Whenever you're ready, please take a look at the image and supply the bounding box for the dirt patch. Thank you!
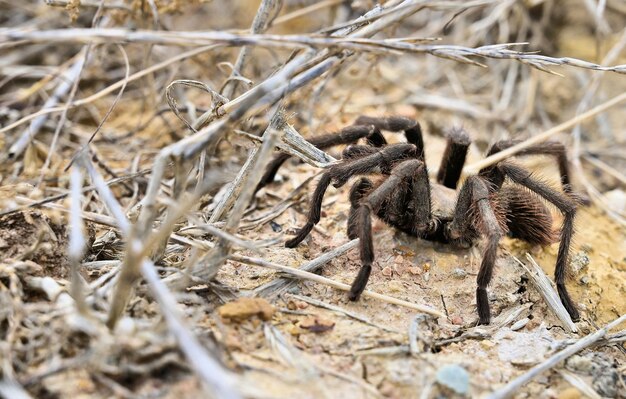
[0,211,69,279]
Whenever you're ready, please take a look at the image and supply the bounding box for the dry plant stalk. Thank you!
[231,254,445,317]
[487,313,626,399]
[514,254,577,333]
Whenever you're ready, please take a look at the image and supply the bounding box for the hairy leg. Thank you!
[350,159,425,299]
[348,178,374,239]
[386,159,432,235]
[285,173,332,248]
[480,140,575,194]
[354,115,425,160]
[498,162,580,321]
[437,127,471,189]
[449,176,504,324]
[286,144,417,247]
[256,125,378,192]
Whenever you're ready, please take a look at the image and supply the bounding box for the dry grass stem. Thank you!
[232,254,445,317]
[140,260,242,399]
[487,313,626,399]
[515,254,577,333]
[254,238,359,298]
[2,0,625,396]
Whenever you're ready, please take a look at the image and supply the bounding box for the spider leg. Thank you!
[348,178,375,239]
[480,140,577,195]
[256,124,379,192]
[449,176,504,324]
[436,127,471,189]
[331,143,417,188]
[354,116,425,159]
[497,162,580,321]
[342,145,379,161]
[350,159,424,300]
[286,144,417,247]
[386,158,432,235]
[285,173,332,248]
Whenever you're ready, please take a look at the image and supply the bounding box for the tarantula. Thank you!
[259,116,581,325]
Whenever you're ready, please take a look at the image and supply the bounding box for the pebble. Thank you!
[570,252,590,273]
[381,266,393,277]
[450,315,464,325]
[408,266,421,275]
[218,297,276,322]
[566,355,593,374]
[480,340,495,349]
[510,317,530,331]
[436,364,469,395]
[452,268,467,278]
[604,188,626,213]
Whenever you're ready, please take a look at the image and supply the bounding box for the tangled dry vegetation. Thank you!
[1,0,626,398]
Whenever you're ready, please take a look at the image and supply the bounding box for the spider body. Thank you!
[262,116,581,325]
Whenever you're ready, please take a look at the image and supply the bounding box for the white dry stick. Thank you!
[0,381,33,399]
[4,28,626,73]
[134,48,311,236]
[234,125,337,168]
[288,293,401,334]
[463,90,626,174]
[558,370,602,399]
[232,254,445,317]
[69,166,88,313]
[81,153,131,235]
[7,49,86,159]
[221,0,281,99]
[0,45,221,136]
[45,0,131,11]
[515,254,577,333]
[209,120,335,223]
[140,259,242,399]
[197,110,284,279]
[254,239,359,298]
[409,314,431,355]
[487,313,626,399]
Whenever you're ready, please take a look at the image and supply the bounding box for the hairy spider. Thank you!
[264,116,581,325]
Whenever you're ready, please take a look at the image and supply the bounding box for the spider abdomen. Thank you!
[499,186,556,245]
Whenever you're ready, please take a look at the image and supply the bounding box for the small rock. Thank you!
[593,369,618,397]
[394,263,407,275]
[510,318,530,331]
[450,315,464,325]
[604,188,626,213]
[436,364,469,395]
[408,266,421,275]
[566,355,593,375]
[386,280,404,293]
[570,252,590,274]
[218,297,275,322]
[269,221,282,232]
[452,268,467,278]
[381,266,393,277]
[480,340,495,349]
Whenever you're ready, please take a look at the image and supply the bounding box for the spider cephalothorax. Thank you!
[260,116,581,325]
